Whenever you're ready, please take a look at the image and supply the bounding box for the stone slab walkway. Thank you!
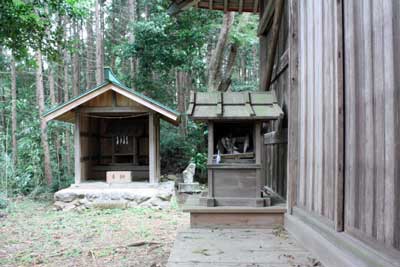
[167,228,323,267]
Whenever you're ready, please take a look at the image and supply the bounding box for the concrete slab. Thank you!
[167,228,323,267]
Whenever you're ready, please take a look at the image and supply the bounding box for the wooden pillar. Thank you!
[74,111,81,184]
[155,115,161,179]
[149,113,160,183]
[254,122,263,197]
[287,0,299,215]
[207,122,214,198]
[334,0,344,232]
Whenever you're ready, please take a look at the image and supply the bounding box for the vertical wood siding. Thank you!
[263,138,287,198]
[344,0,400,250]
[261,0,289,200]
[296,1,341,222]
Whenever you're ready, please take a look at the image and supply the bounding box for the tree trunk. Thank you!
[35,50,53,186]
[63,49,72,176]
[86,14,96,89]
[72,21,80,97]
[95,0,104,84]
[128,0,137,83]
[57,16,64,103]
[49,66,56,105]
[49,66,62,178]
[218,43,238,92]
[10,55,17,166]
[208,12,235,92]
[176,70,190,136]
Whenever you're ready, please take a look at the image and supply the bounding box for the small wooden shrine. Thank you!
[188,91,283,207]
[44,68,180,184]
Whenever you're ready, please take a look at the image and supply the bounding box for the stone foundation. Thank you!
[54,181,175,211]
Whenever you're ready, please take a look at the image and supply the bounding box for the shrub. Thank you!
[160,120,207,180]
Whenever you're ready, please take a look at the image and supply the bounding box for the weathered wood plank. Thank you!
[74,111,81,184]
[287,0,299,214]
[333,0,344,232]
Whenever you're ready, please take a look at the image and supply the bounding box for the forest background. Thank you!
[0,0,259,197]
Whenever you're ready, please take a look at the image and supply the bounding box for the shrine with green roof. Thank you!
[44,67,180,185]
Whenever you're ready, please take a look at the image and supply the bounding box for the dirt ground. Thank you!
[0,197,189,267]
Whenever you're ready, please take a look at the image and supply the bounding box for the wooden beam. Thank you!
[155,114,161,180]
[148,113,160,183]
[79,106,149,113]
[209,0,213,9]
[287,0,299,215]
[238,0,243,13]
[216,93,223,117]
[257,0,275,35]
[168,0,198,15]
[334,0,344,232]
[207,122,214,197]
[44,84,112,122]
[253,0,259,13]
[111,86,179,122]
[74,111,81,184]
[263,0,285,91]
[254,122,263,198]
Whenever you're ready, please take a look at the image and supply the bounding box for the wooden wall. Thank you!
[288,0,400,253]
[343,0,400,250]
[295,0,343,224]
[260,0,289,199]
[79,114,98,181]
[263,130,287,198]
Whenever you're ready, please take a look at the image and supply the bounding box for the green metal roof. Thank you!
[43,67,180,118]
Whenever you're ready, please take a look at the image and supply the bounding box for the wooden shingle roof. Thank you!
[187,91,283,121]
[168,0,260,15]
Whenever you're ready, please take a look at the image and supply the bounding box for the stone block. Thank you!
[178,182,201,193]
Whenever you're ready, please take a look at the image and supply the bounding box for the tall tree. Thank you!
[35,50,53,186]
[63,48,72,176]
[72,20,80,97]
[95,0,104,84]
[86,14,96,89]
[10,54,17,165]
[208,12,235,92]
[176,70,191,136]
[128,0,137,82]
[48,66,62,179]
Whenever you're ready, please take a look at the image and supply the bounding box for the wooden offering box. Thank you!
[187,91,283,207]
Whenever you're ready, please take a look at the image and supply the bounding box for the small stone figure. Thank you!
[179,162,201,193]
[182,163,196,183]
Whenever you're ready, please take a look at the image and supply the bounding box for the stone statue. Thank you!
[182,163,196,184]
[179,162,201,193]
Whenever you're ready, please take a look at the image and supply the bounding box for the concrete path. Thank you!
[167,228,323,267]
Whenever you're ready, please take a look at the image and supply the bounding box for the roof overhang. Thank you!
[187,91,284,121]
[168,0,260,15]
[44,74,180,126]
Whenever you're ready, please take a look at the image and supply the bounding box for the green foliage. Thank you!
[160,120,207,176]
[0,193,9,209]
[0,0,84,58]
[190,151,207,181]
[121,1,220,104]
[0,61,73,196]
